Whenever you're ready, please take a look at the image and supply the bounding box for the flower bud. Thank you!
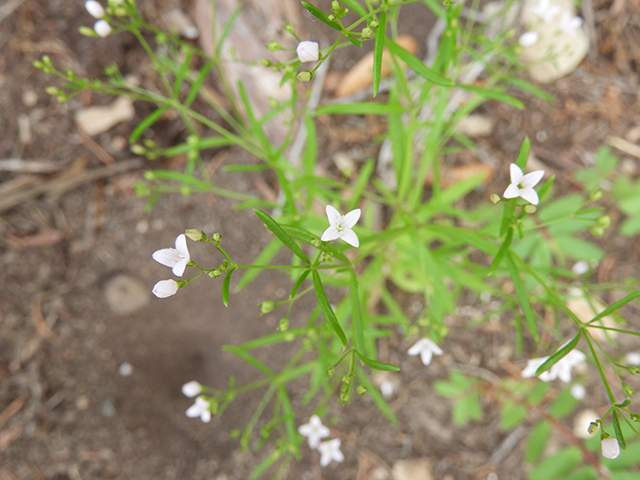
[260,59,272,67]
[278,318,289,332]
[79,26,99,37]
[490,193,501,204]
[361,27,373,39]
[211,269,222,278]
[85,0,105,18]
[368,20,378,29]
[598,215,611,227]
[326,366,335,378]
[296,41,319,63]
[623,382,636,397]
[340,375,351,385]
[630,412,640,423]
[590,190,603,201]
[212,232,221,242]
[261,301,275,315]
[284,332,295,342]
[356,384,367,396]
[131,144,146,155]
[283,22,295,36]
[185,229,206,242]
[590,227,604,237]
[331,1,340,12]
[94,19,112,37]
[266,40,282,51]
[524,205,537,214]
[588,421,599,435]
[297,71,313,82]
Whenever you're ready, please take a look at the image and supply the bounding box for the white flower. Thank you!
[408,338,443,366]
[601,437,621,459]
[85,0,105,18]
[152,234,191,276]
[530,0,561,23]
[321,205,361,248]
[519,31,539,47]
[572,260,589,275]
[298,415,330,449]
[625,352,640,366]
[317,439,344,467]
[571,384,586,400]
[296,41,319,63]
[503,163,545,205]
[94,19,112,37]
[522,349,586,383]
[152,279,179,298]
[559,11,583,36]
[182,381,202,397]
[186,396,211,423]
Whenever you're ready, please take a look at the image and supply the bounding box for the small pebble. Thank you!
[118,362,133,376]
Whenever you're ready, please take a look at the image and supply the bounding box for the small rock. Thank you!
[104,274,150,315]
[118,362,134,376]
[75,395,90,410]
[22,89,38,107]
[75,96,135,136]
[456,114,494,138]
[391,458,433,480]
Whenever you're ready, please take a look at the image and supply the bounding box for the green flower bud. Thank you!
[283,22,295,36]
[368,19,378,29]
[180,185,191,196]
[260,59,272,67]
[326,366,335,378]
[284,332,295,342]
[623,382,636,397]
[266,40,282,51]
[490,193,501,204]
[297,71,313,82]
[261,300,275,315]
[340,375,351,385]
[45,86,60,96]
[524,205,537,214]
[79,26,99,37]
[588,421,599,435]
[590,190,603,201]
[311,239,321,248]
[357,384,367,396]
[211,269,222,278]
[361,27,373,40]
[278,318,289,332]
[131,145,146,155]
[598,215,611,227]
[327,14,335,21]
[630,412,640,423]
[590,226,605,237]
[185,229,206,242]
[212,232,221,242]
[331,1,340,11]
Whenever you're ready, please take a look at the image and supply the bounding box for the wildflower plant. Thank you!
[36,0,640,477]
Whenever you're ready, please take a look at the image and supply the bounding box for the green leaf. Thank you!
[535,332,581,376]
[372,10,386,97]
[312,270,347,348]
[505,77,556,103]
[173,50,194,98]
[346,33,362,47]
[222,345,275,376]
[384,38,454,86]
[290,269,311,299]
[500,399,527,430]
[315,102,405,116]
[457,84,524,109]
[516,137,531,170]
[527,421,551,463]
[222,268,234,307]
[613,411,627,450]
[528,446,582,480]
[489,228,513,274]
[254,210,310,264]
[357,352,399,371]
[215,4,242,57]
[555,236,603,261]
[537,175,556,202]
[301,2,342,31]
[588,292,640,324]
[130,106,169,143]
[185,63,213,106]
[548,387,580,419]
[506,252,538,341]
[453,393,483,426]
[339,0,367,16]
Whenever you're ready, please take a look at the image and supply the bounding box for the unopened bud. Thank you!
[211,269,222,278]
[266,40,282,51]
[261,301,275,315]
[283,22,295,35]
[524,205,537,214]
[331,0,340,12]
[588,421,599,435]
[79,26,99,37]
[590,190,603,201]
[297,71,313,82]
[327,14,335,21]
[326,366,335,378]
[131,144,146,155]
[591,227,605,237]
[623,382,636,397]
[212,232,221,242]
[490,193,501,204]
[278,318,289,331]
[361,27,373,39]
[185,229,206,242]
[598,215,611,228]
[340,375,351,385]
[357,384,367,396]
[368,19,379,29]
[260,59,272,67]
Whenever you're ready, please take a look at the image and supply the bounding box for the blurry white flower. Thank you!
[380,381,394,398]
[296,41,319,63]
[182,381,202,397]
[571,384,586,400]
[625,352,640,366]
[522,350,586,383]
[317,438,344,467]
[530,0,561,22]
[94,19,112,37]
[118,362,133,376]
[601,437,620,459]
[519,31,539,47]
[572,260,589,275]
[186,396,211,423]
[298,415,330,449]
[503,163,545,205]
[152,234,191,276]
[152,279,179,298]
[85,0,105,18]
[321,205,361,248]
[408,338,443,366]
[559,11,583,36]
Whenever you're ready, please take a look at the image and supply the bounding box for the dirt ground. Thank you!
[1,0,640,479]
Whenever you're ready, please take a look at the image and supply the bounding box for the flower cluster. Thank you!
[151,233,191,298]
[298,415,344,467]
[521,349,586,383]
[519,0,584,47]
[182,381,212,423]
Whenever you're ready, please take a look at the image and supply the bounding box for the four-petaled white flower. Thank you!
[530,0,561,23]
[601,437,621,459]
[153,234,191,276]
[317,438,344,467]
[503,163,545,205]
[408,338,443,366]
[559,11,583,36]
[297,41,319,63]
[182,381,202,397]
[298,414,330,449]
[519,31,539,47]
[186,396,212,423]
[152,279,179,298]
[94,19,112,37]
[85,0,105,18]
[321,205,361,248]
[522,349,586,383]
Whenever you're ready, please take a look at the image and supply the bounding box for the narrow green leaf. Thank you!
[537,175,555,202]
[222,345,275,376]
[349,159,375,211]
[613,411,627,450]
[526,421,551,463]
[458,84,525,110]
[312,270,347,348]
[506,252,538,341]
[254,210,310,264]
[505,77,556,103]
[185,63,213,106]
[535,332,581,376]
[372,11,386,97]
[301,2,342,31]
[238,82,272,156]
[130,106,169,143]
[384,38,454,86]
[489,228,513,274]
[357,352,399,371]
[290,269,311,299]
[173,51,194,98]
[315,102,405,116]
[588,292,640,325]
[516,137,531,170]
[216,4,242,57]
[346,33,362,47]
[222,268,235,307]
[163,135,234,157]
[340,0,367,16]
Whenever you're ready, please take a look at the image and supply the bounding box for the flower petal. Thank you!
[172,258,189,277]
[340,229,359,248]
[601,438,620,459]
[521,170,545,189]
[94,19,112,37]
[509,163,524,184]
[325,205,341,227]
[321,226,340,242]
[519,187,540,205]
[503,183,521,199]
[297,41,319,63]
[175,234,190,261]
[200,410,211,423]
[342,209,361,229]
[521,357,548,378]
[152,248,182,268]
[419,349,434,366]
[186,403,202,418]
